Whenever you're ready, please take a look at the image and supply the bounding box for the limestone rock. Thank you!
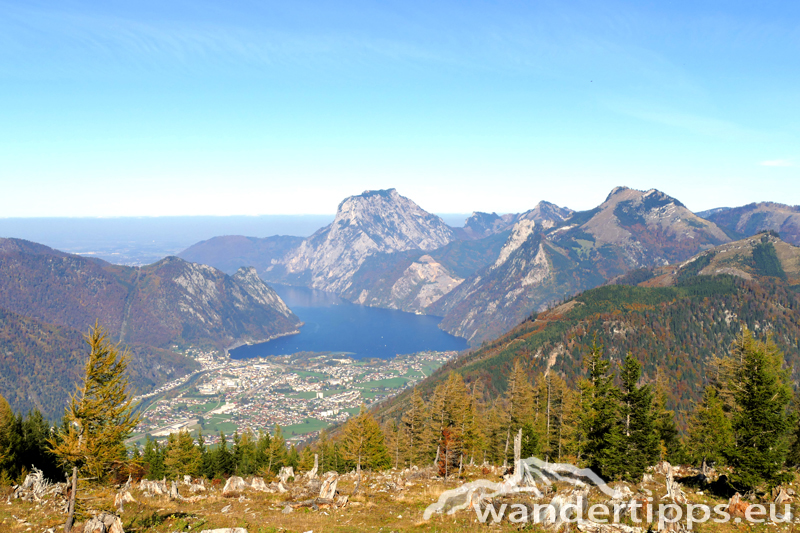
[83,512,124,533]
[278,466,295,484]
[223,476,249,497]
[320,473,339,500]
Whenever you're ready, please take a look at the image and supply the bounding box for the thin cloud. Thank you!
[760,159,794,167]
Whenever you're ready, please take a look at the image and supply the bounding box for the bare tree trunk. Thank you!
[546,376,551,449]
[65,466,77,533]
[502,428,510,468]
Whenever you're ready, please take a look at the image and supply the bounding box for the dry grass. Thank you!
[3,469,800,533]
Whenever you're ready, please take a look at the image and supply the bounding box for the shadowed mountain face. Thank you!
[0,238,301,418]
[0,239,299,351]
[699,202,800,246]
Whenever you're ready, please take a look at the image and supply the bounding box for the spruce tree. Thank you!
[577,342,620,480]
[142,436,165,479]
[213,432,234,477]
[614,353,659,481]
[653,378,685,464]
[726,330,793,489]
[687,386,732,466]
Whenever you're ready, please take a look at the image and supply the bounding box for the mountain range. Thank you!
[180,186,774,344]
[0,238,300,418]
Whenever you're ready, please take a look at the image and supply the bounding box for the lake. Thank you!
[230,285,468,360]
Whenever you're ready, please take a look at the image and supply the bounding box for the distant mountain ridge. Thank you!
[698,202,800,245]
[458,201,573,239]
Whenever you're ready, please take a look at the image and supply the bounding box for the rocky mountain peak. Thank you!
[278,189,455,293]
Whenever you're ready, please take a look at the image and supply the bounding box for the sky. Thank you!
[0,0,798,217]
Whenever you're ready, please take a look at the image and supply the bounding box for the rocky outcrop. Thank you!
[268,189,454,293]
[383,256,463,312]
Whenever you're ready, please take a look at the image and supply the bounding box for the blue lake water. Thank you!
[230,285,468,360]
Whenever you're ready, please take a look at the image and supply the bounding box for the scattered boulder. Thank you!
[189,479,206,493]
[114,490,135,512]
[83,512,124,533]
[320,472,339,500]
[278,466,295,484]
[223,476,249,497]
[250,477,270,492]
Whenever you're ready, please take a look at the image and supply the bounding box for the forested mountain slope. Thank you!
[0,239,299,351]
[377,235,800,428]
[0,238,301,418]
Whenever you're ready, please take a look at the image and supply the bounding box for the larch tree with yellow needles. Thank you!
[48,322,140,533]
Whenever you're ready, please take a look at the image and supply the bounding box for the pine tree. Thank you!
[48,323,140,533]
[164,430,202,479]
[726,330,793,489]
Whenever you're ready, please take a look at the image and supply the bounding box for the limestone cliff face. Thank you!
[273,189,455,293]
[385,255,463,312]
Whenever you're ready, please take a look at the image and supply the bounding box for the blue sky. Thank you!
[0,0,798,217]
